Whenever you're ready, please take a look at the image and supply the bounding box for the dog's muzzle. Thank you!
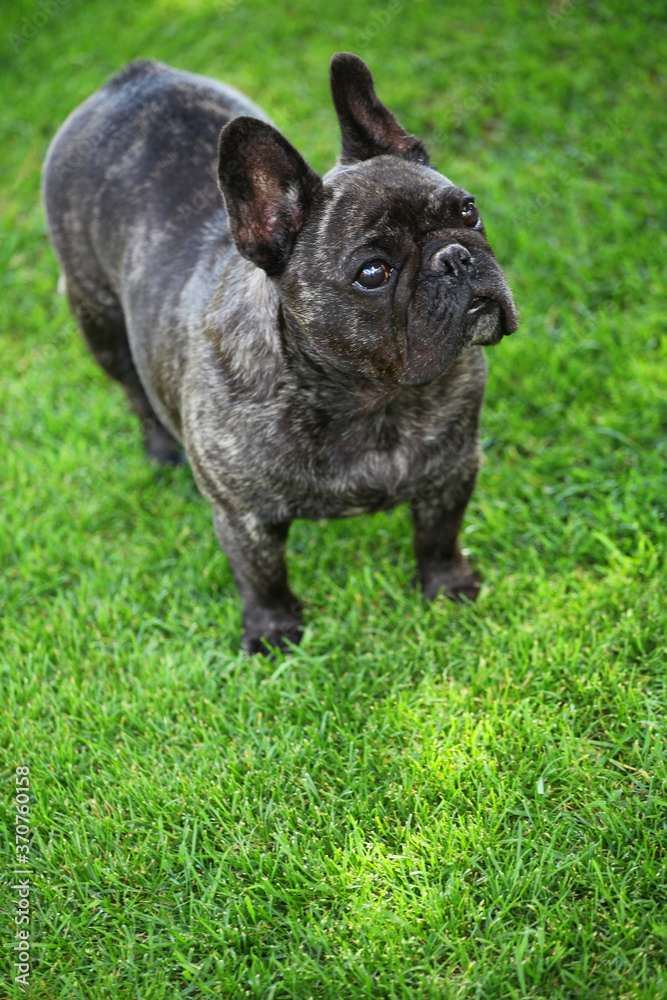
[430,241,518,339]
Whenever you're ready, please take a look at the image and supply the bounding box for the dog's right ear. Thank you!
[218,117,324,276]
[330,52,429,166]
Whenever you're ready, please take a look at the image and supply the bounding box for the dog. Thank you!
[42,53,518,655]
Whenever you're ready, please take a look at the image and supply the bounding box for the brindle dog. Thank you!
[43,53,518,654]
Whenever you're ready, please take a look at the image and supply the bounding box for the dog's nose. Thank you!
[431,243,475,277]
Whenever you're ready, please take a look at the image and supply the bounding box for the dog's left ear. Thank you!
[218,117,324,276]
[330,52,429,166]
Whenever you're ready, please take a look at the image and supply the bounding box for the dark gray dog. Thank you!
[43,53,518,654]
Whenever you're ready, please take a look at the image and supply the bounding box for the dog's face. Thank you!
[218,53,518,386]
[283,157,517,385]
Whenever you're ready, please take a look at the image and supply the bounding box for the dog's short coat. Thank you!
[42,53,518,654]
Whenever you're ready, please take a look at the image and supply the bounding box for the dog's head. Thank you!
[217,53,518,386]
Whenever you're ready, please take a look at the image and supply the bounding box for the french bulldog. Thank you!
[42,53,518,655]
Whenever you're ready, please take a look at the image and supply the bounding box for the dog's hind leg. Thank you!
[64,279,184,466]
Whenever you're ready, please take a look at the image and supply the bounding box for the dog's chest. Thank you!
[288,413,475,518]
[184,349,485,521]
[238,390,478,520]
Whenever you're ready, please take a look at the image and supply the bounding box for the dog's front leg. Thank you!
[410,474,482,604]
[212,507,304,655]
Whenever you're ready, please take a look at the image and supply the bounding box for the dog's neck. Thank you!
[278,301,404,418]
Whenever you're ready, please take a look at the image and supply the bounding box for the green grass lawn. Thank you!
[1,0,666,996]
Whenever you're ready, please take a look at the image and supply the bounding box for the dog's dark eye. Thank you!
[461,200,479,227]
[354,260,392,289]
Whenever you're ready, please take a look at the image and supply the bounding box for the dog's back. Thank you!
[42,60,272,445]
[43,59,268,299]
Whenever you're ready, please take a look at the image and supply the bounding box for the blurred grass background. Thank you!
[1,0,666,997]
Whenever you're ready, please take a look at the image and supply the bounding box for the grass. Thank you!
[1,0,666,996]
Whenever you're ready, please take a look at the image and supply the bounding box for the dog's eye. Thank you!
[461,200,479,228]
[354,260,392,289]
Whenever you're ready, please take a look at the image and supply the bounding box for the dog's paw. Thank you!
[244,622,305,659]
[420,570,482,604]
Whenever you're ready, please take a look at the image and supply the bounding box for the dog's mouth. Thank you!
[467,295,494,317]
[466,290,518,345]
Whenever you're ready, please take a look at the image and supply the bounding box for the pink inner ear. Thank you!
[388,131,416,154]
[240,152,305,241]
[239,180,304,249]
[349,94,412,153]
[258,209,281,241]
